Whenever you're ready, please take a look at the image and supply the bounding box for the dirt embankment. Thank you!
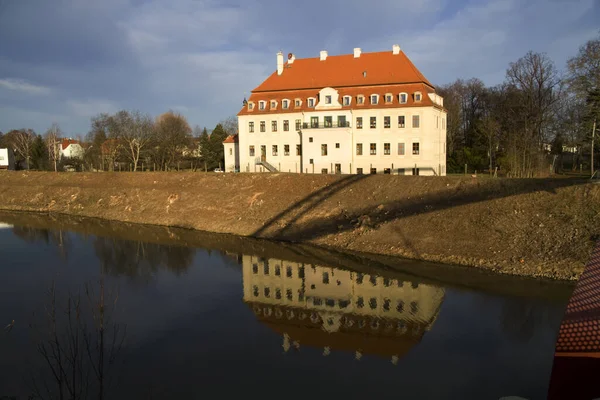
[0,171,598,281]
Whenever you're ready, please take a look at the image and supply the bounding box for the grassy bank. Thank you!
[0,171,598,280]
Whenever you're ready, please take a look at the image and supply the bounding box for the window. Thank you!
[309,158,314,164]
[324,116,332,127]
[286,266,292,277]
[384,143,390,155]
[415,92,422,102]
[397,168,405,175]
[270,101,276,109]
[284,144,290,156]
[272,145,278,156]
[398,115,405,128]
[295,99,301,107]
[295,119,301,130]
[413,142,420,155]
[325,95,332,104]
[399,93,407,104]
[412,115,420,128]
[249,146,255,156]
[410,301,418,314]
[397,300,404,312]
[370,143,376,155]
[413,167,420,175]
[335,143,340,149]
[298,266,305,278]
[311,116,318,128]
[357,95,364,105]
[335,163,341,174]
[385,94,393,103]
[356,117,363,129]
[370,276,377,286]
[314,298,322,306]
[282,99,289,109]
[309,137,313,143]
[259,101,266,110]
[371,95,378,105]
[356,168,363,174]
[252,263,258,274]
[229,148,233,155]
[357,297,364,308]
[308,98,315,107]
[337,115,346,127]
[321,168,328,174]
[275,265,281,276]
[248,102,254,110]
[283,120,289,131]
[286,289,293,301]
[369,298,377,310]
[384,168,391,174]
[264,287,270,298]
[275,289,281,299]
[323,272,329,284]
[356,143,363,155]
[253,285,259,297]
[249,122,254,133]
[398,143,405,155]
[384,116,390,128]
[343,96,351,106]
[370,117,376,129]
[271,121,277,132]
[264,263,270,275]
[296,144,302,156]
[383,298,391,311]
[321,144,328,156]
[260,121,265,132]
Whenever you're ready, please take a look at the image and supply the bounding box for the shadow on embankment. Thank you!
[252,175,594,242]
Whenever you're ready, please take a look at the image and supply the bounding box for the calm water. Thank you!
[0,215,573,400]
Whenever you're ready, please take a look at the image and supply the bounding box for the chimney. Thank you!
[353,47,361,58]
[320,50,328,61]
[277,51,284,75]
[392,44,401,55]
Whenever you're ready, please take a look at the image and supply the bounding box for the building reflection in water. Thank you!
[242,255,445,363]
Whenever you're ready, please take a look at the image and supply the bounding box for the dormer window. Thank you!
[325,95,332,104]
[399,93,408,104]
[343,96,351,106]
[248,102,255,111]
[259,101,266,110]
[371,95,379,105]
[282,99,289,109]
[295,98,302,107]
[357,95,365,105]
[270,100,277,109]
[307,98,315,108]
[414,92,422,102]
[385,94,393,103]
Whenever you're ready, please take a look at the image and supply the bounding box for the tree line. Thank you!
[0,112,238,172]
[438,32,599,177]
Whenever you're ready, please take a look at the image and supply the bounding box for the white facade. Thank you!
[238,96,447,175]
[223,140,240,172]
[61,143,84,159]
[0,148,15,170]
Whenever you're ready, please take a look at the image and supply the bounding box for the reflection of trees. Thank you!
[93,237,195,279]
[12,226,71,260]
[499,297,552,344]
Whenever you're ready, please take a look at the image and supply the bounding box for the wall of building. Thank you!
[0,148,15,170]
[61,144,84,159]
[238,105,447,175]
[223,142,239,172]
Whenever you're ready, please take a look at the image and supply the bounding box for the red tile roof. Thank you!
[238,83,442,116]
[61,139,80,150]
[223,134,238,144]
[254,50,433,93]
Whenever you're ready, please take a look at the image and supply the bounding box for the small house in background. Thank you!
[60,139,84,159]
[0,148,15,170]
[223,135,239,172]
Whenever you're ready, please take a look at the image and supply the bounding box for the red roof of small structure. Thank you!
[223,134,238,144]
[61,139,80,150]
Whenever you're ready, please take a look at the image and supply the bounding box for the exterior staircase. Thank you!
[255,157,278,172]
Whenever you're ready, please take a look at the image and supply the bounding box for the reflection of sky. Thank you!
[0,226,566,400]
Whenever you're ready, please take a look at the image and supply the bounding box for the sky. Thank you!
[0,0,598,138]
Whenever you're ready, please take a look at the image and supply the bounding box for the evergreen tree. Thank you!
[30,134,49,170]
[208,123,228,169]
[198,127,210,170]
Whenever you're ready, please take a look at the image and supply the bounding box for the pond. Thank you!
[0,212,574,400]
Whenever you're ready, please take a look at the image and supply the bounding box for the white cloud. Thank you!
[0,78,51,95]
[66,99,119,118]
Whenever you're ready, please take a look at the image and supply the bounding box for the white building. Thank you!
[223,135,240,172]
[0,148,15,170]
[60,139,84,159]
[232,45,447,175]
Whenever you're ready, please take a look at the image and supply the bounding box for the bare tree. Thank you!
[153,111,192,171]
[5,129,35,169]
[109,110,154,171]
[220,115,239,136]
[45,123,63,172]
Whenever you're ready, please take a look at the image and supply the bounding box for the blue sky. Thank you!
[0,0,598,138]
